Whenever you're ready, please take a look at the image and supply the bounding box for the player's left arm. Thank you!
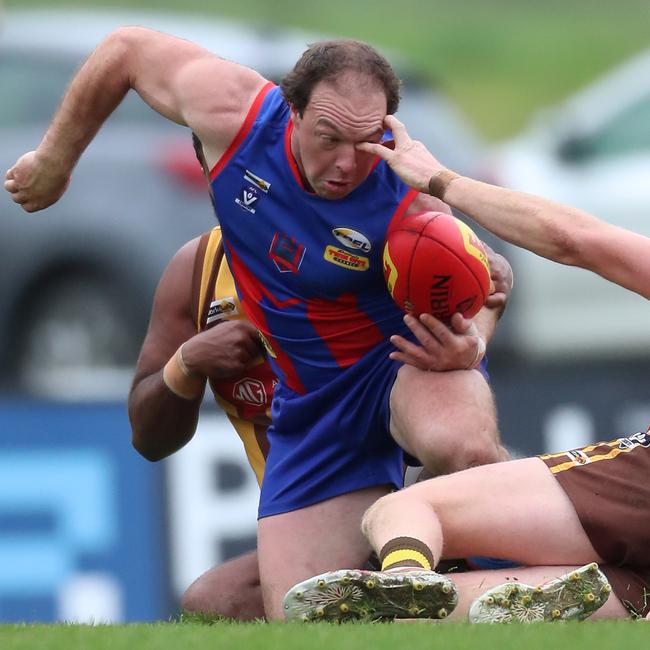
[392,194,513,371]
[389,249,512,372]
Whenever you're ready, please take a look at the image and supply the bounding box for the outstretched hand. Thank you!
[389,312,485,372]
[357,115,443,193]
[4,151,71,213]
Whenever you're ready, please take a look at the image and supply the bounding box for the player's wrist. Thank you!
[428,169,461,200]
[467,336,486,370]
[162,344,205,400]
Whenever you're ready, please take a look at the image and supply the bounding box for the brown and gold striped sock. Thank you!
[379,536,435,571]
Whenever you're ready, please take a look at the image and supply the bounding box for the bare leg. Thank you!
[181,550,264,620]
[362,457,602,566]
[257,485,391,620]
[390,366,507,475]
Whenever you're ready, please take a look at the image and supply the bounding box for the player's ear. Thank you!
[290,104,302,126]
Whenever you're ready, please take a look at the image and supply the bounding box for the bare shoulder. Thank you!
[118,26,268,163]
[177,55,269,165]
[406,192,453,216]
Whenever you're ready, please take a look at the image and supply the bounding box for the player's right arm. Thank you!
[129,236,262,462]
[4,26,267,212]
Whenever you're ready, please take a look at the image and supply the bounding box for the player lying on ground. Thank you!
[4,34,515,618]
[284,115,650,623]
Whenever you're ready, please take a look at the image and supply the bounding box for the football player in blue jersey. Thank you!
[6,34,512,619]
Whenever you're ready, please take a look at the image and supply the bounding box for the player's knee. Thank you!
[181,580,223,617]
[418,432,501,475]
[181,575,260,620]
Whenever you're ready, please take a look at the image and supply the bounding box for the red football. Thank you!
[383,211,491,320]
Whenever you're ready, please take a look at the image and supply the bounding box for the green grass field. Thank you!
[5,0,650,139]
[1,620,649,650]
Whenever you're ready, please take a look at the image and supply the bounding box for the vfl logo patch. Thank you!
[235,169,271,214]
[233,378,267,407]
[324,245,369,271]
[206,297,238,325]
[332,227,372,253]
[269,232,306,273]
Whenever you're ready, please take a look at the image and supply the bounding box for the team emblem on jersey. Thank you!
[206,297,238,325]
[332,227,372,253]
[233,378,267,407]
[565,449,590,466]
[618,430,650,449]
[269,232,306,273]
[323,245,369,271]
[235,169,271,214]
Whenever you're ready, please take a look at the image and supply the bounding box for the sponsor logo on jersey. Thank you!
[269,232,306,273]
[456,219,490,274]
[323,245,369,271]
[566,449,590,465]
[332,227,372,253]
[618,430,650,449]
[235,169,271,214]
[258,332,277,358]
[383,243,398,296]
[206,297,238,324]
[233,378,267,407]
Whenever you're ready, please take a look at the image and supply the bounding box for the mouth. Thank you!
[323,179,351,193]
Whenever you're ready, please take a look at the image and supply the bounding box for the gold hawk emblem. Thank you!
[258,331,277,358]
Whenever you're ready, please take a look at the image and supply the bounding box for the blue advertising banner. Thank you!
[0,401,169,623]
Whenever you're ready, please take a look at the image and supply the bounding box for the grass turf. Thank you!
[1,620,648,650]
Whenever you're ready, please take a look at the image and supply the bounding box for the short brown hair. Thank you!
[280,39,401,116]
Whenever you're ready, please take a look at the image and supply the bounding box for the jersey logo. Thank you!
[565,449,590,465]
[206,297,238,325]
[235,170,271,214]
[233,378,267,407]
[332,227,372,253]
[323,245,369,271]
[269,232,306,273]
[618,431,650,449]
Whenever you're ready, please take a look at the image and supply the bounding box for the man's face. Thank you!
[290,74,387,200]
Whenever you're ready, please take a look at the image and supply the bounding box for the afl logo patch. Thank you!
[332,227,371,253]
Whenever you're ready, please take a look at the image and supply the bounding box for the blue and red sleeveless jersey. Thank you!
[209,83,417,394]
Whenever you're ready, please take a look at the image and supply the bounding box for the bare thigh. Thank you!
[390,365,501,473]
[404,457,603,565]
[257,485,391,620]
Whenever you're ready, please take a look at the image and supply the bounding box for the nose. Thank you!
[335,143,357,175]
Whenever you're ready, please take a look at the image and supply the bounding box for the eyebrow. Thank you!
[315,117,383,141]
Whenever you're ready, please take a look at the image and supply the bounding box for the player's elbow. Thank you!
[131,429,166,462]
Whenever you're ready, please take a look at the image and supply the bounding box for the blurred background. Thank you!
[1,0,650,624]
